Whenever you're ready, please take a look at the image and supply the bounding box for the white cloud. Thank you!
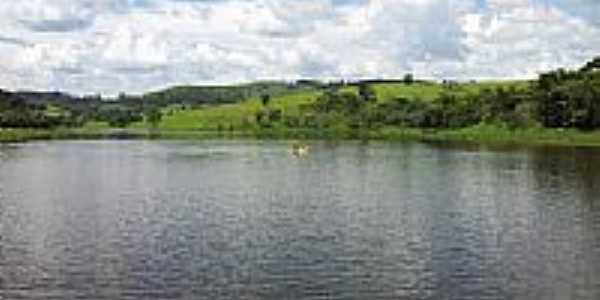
[457,2,600,80]
[0,0,599,95]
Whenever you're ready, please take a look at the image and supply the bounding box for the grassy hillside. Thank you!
[143,81,299,106]
[370,81,530,102]
[137,80,529,130]
[130,89,322,130]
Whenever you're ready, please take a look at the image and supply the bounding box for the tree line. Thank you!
[255,58,600,132]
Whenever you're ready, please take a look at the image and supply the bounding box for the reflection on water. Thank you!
[1,140,599,300]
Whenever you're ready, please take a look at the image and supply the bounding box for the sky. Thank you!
[0,0,599,95]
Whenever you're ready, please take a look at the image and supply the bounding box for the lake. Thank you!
[1,140,599,300]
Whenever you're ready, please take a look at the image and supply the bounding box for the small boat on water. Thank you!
[291,142,310,156]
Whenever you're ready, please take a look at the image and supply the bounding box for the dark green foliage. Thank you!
[98,105,142,128]
[358,84,377,103]
[310,90,379,129]
[255,110,265,125]
[267,108,282,122]
[375,97,429,127]
[144,106,163,128]
[261,94,271,107]
[403,73,414,85]
[537,66,600,129]
[283,115,301,128]
[0,91,66,128]
[580,57,600,73]
[255,107,283,128]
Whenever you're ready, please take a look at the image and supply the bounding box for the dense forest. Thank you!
[1,57,600,133]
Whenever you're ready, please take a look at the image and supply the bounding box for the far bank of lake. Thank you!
[4,125,600,147]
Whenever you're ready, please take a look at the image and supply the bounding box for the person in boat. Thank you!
[291,142,309,155]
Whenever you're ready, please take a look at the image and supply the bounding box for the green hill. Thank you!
[130,89,321,130]
[139,80,528,130]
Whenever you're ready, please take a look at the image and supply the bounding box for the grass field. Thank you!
[370,80,531,102]
[133,89,322,131]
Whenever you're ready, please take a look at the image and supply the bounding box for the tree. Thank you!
[403,73,414,85]
[580,56,600,73]
[99,106,142,128]
[144,107,163,128]
[261,94,271,107]
[255,110,265,125]
[358,84,377,102]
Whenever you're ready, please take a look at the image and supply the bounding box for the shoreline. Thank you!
[3,125,600,147]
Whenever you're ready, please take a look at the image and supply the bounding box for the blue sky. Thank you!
[0,0,599,95]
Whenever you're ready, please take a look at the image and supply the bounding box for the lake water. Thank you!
[1,140,599,300]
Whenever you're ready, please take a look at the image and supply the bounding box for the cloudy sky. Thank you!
[0,0,599,95]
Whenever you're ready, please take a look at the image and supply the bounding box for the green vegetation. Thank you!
[2,57,600,146]
[136,90,321,131]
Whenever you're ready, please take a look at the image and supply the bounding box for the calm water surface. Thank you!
[1,140,599,300]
